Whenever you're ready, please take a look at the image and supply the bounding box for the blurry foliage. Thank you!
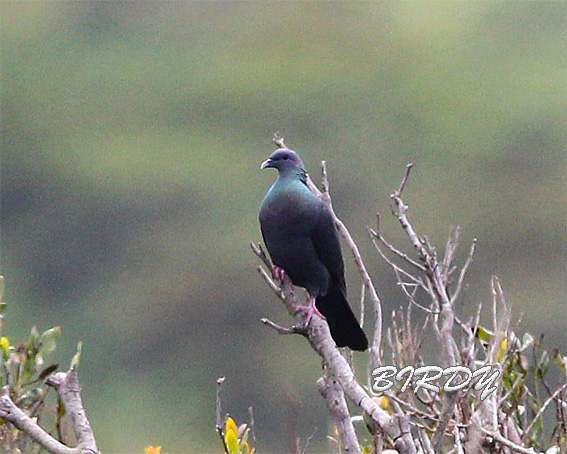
[0,277,89,453]
[221,416,255,454]
[357,323,567,453]
[496,332,567,450]
[477,328,566,451]
[145,447,166,454]
[1,2,565,451]
[0,321,62,451]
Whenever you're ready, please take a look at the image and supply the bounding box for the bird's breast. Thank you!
[260,191,318,234]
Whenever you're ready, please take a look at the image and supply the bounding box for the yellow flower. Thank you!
[145,447,162,454]
[225,416,237,434]
[0,337,9,359]
[373,395,390,409]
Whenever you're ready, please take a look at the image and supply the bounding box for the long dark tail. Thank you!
[316,282,368,351]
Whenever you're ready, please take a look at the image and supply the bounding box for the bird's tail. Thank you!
[316,283,368,351]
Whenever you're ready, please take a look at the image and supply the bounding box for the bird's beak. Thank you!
[260,158,274,170]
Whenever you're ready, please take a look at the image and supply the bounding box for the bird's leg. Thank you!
[272,265,286,284]
[295,296,326,325]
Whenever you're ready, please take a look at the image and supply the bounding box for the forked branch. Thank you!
[0,369,99,454]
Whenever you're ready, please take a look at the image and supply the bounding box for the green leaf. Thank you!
[237,423,247,437]
[0,337,10,360]
[38,364,59,381]
[39,327,61,355]
[28,326,39,348]
[554,354,567,375]
[241,427,249,445]
[225,429,238,454]
[476,326,493,342]
[537,350,550,377]
[520,333,535,352]
[70,341,83,370]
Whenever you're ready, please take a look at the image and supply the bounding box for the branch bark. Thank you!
[0,369,99,454]
[317,376,361,454]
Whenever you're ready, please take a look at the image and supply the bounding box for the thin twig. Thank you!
[248,406,257,447]
[307,163,383,367]
[300,427,318,454]
[359,282,366,329]
[368,232,427,288]
[442,226,460,285]
[454,425,465,454]
[369,224,426,271]
[257,266,284,298]
[250,242,272,271]
[215,377,229,454]
[480,427,542,454]
[273,133,288,149]
[450,239,477,304]
[261,318,304,336]
[523,382,567,441]
[397,163,414,195]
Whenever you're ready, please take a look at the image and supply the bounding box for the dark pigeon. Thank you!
[259,148,368,351]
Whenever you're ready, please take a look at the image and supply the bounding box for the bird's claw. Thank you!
[272,265,286,283]
[294,297,326,325]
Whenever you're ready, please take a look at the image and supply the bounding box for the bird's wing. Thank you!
[311,202,347,295]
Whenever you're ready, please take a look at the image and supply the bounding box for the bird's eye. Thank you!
[283,155,289,160]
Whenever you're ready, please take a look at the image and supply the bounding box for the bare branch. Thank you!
[273,132,288,149]
[359,282,366,328]
[390,165,457,368]
[320,160,330,199]
[250,242,272,270]
[215,377,230,454]
[0,386,76,454]
[306,162,383,367]
[248,406,257,447]
[0,366,100,454]
[396,163,414,195]
[260,318,304,336]
[441,226,460,284]
[453,425,465,454]
[480,427,543,454]
[45,371,99,454]
[417,428,435,454]
[523,382,567,441]
[369,222,426,271]
[368,229,427,284]
[299,427,318,454]
[256,266,283,298]
[317,376,361,454]
[254,252,415,454]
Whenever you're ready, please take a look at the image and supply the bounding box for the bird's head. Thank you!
[260,149,305,173]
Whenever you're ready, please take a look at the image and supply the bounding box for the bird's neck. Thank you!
[277,168,307,184]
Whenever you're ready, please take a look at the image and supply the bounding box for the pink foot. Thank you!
[295,296,326,325]
[272,265,286,283]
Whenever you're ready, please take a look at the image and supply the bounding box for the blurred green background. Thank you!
[1,2,565,453]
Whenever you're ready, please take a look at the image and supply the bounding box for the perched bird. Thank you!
[259,148,368,351]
